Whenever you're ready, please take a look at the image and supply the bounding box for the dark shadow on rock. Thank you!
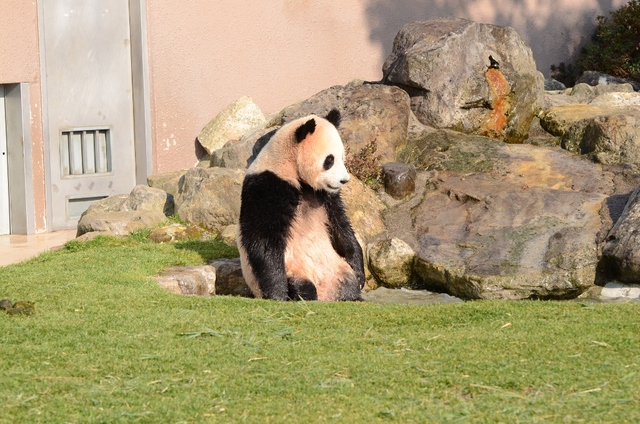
[605,193,631,226]
[195,137,207,160]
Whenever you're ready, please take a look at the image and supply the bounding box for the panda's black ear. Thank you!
[325,108,341,127]
[295,118,316,143]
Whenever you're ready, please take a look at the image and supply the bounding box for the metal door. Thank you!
[41,1,137,230]
[0,86,9,235]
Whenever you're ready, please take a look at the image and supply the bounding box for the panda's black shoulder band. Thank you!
[239,171,301,300]
[295,119,316,143]
[325,108,341,127]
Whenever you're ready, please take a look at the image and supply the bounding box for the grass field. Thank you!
[1,235,639,423]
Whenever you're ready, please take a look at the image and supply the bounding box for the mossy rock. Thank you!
[396,129,509,174]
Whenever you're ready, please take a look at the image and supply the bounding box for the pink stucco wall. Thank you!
[145,0,628,174]
[145,1,383,173]
[0,1,47,232]
[0,2,40,82]
[0,1,632,232]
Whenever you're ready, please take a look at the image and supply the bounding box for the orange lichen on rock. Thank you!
[479,68,511,139]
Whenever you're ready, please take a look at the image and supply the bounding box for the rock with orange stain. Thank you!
[382,18,544,143]
[478,68,511,139]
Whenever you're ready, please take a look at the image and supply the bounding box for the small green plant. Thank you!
[345,139,383,189]
[550,62,580,87]
[578,0,640,81]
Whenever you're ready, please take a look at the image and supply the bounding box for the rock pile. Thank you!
[79,18,640,302]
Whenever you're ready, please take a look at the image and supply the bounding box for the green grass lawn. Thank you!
[1,235,639,423]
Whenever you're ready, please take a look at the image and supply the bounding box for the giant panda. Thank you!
[238,109,365,301]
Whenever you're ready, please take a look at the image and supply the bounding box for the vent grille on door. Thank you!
[60,128,112,176]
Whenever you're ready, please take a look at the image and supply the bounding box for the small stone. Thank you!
[0,299,12,310]
[149,223,201,243]
[209,258,252,297]
[155,266,216,296]
[7,301,35,315]
[544,78,566,91]
[382,162,416,199]
[367,238,416,288]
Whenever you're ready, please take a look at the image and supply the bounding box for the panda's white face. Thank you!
[298,120,350,193]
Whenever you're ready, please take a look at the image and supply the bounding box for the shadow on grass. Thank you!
[174,239,239,263]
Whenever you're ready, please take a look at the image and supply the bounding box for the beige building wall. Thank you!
[146,0,628,174]
[0,1,47,232]
[0,1,631,232]
[145,1,383,172]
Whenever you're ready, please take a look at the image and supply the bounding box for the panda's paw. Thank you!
[287,278,318,301]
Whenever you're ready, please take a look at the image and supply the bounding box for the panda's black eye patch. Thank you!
[323,155,334,170]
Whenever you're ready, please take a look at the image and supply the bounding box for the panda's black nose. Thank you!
[340,178,350,185]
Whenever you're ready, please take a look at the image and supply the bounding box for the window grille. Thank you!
[60,128,111,176]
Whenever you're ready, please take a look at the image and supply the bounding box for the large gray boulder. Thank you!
[540,92,640,165]
[77,185,172,237]
[384,135,616,299]
[601,186,640,283]
[209,81,410,170]
[174,167,245,232]
[275,80,411,163]
[210,126,277,169]
[339,177,386,244]
[123,184,174,215]
[409,172,606,299]
[197,96,266,155]
[147,170,187,199]
[382,18,544,143]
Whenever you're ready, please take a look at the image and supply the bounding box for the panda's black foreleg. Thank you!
[323,192,366,298]
[239,171,301,301]
[287,278,318,301]
[337,275,364,301]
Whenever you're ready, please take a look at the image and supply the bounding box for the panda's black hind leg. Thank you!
[287,278,318,301]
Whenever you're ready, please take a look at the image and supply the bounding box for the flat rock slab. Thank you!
[155,266,216,296]
[407,172,606,299]
[385,142,616,300]
[600,283,640,301]
[362,287,463,304]
[398,129,615,195]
